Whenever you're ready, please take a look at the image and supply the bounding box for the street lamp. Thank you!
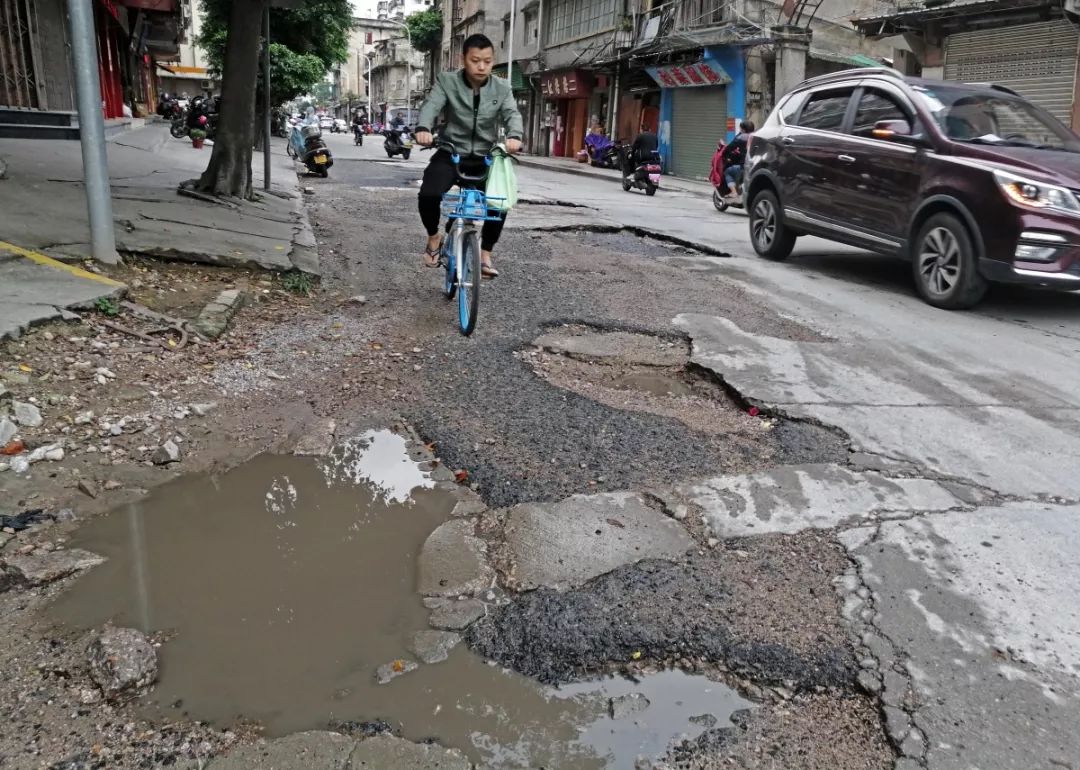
[384,19,413,124]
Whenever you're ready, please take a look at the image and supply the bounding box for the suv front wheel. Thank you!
[749,189,796,261]
[912,213,988,309]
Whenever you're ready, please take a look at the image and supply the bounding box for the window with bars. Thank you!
[546,0,618,45]
[678,0,728,29]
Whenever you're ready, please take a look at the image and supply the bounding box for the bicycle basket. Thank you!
[441,191,489,219]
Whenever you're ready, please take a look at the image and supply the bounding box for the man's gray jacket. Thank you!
[416,70,523,157]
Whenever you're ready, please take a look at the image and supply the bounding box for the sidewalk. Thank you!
[514,154,715,196]
[0,124,315,340]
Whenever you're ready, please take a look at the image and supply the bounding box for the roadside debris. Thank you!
[87,626,159,700]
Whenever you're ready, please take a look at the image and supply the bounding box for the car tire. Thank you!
[749,189,796,261]
[912,213,988,310]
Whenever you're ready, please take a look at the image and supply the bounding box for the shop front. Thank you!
[539,69,593,158]
[648,47,745,179]
[96,0,127,118]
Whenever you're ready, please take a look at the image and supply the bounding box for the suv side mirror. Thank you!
[872,119,925,145]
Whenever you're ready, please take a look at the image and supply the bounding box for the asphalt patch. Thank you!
[467,553,857,689]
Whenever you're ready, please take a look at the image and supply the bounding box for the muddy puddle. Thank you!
[49,429,748,767]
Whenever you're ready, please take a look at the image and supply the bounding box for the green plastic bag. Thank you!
[486,147,518,212]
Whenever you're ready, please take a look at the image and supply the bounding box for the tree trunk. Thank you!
[197,0,265,199]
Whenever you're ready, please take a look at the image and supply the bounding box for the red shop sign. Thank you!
[540,70,593,100]
[648,61,732,88]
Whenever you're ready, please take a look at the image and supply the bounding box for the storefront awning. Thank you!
[493,63,526,91]
[852,0,1047,37]
[809,49,885,68]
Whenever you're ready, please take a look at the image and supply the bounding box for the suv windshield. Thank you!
[911,84,1080,152]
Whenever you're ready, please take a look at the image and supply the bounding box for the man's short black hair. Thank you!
[462,34,494,54]
[740,119,755,132]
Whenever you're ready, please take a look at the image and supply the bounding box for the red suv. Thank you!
[745,68,1080,309]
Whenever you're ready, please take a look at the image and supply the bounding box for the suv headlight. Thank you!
[994,170,1080,216]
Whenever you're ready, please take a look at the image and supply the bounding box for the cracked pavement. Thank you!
[3,130,1078,768]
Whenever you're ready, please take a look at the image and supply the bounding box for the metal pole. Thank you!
[263,6,271,191]
[66,0,118,264]
[404,26,412,124]
[507,0,515,95]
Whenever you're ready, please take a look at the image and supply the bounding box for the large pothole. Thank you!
[523,324,847,467]
[47,429,749,767]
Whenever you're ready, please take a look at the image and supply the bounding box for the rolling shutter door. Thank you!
[671,86,726,179]
[944,20,1079,125]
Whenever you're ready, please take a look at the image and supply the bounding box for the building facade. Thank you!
[1,0,188,122]
[369,31,427,123]
[854,0,1080,130]
[156,0,218,99]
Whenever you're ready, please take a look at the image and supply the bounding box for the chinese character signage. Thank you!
[646,61,732,88]
[540,70,593,99]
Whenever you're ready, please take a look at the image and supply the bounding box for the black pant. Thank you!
[418,151,507,252]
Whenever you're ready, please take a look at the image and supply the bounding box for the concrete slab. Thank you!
[675,313,1080,499]
[0,251,123,340]
[0,126,317,274]
[417,518,494,597]
[532,327,687,366]
[503,491,695,591]
[207,731,356,770]
[844,504,1080,770]
[347,734,470,769]
[677,464,964,537]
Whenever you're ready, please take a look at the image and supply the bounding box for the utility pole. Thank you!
[263,6,271,191]
[386,20,412,123]
[66,0,119,264]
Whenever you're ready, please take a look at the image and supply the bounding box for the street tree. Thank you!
[195,0,351,198]
[405,8,442,54]
[195,0,266,198]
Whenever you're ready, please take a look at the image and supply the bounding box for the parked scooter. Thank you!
[618,145,661,196]
[383,127,413,160]
[586,134,619,169]
[288,122,333,177]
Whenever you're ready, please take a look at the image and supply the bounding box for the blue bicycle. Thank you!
[423,141,506,336]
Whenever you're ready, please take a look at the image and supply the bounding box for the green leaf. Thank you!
[405,8,442,55]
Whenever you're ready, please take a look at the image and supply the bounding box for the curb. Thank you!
[514,155,710,195]
[0,240,125,288]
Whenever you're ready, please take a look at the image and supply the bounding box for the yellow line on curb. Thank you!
[0,240,124,288]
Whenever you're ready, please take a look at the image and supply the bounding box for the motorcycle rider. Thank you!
[414,33,523,278]
[721,120,755,202]
[352,111,365,142]
[629,124,659,170]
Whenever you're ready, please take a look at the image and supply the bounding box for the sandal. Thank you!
[481,261,499,279]
[423,239,442,267]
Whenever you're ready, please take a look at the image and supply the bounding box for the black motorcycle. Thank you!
[353,123,364,146]
[618,146,662,196]
[383,127,413,160]
[180,95,218,141]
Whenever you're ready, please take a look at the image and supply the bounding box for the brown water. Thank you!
[50,429,748,767]
[613,371,695,397]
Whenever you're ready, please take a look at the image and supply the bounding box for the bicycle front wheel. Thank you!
[458,230,481,336]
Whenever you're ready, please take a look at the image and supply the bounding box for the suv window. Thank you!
[794,89,853,131]
[851,90,909,137]
[779,92,807,124]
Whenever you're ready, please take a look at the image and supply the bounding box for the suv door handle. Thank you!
[838,154,856,162]
[781,137,795,145]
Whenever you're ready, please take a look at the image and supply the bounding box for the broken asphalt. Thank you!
[0,123,317,340]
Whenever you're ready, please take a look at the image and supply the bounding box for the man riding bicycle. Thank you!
[414,34,523,278]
